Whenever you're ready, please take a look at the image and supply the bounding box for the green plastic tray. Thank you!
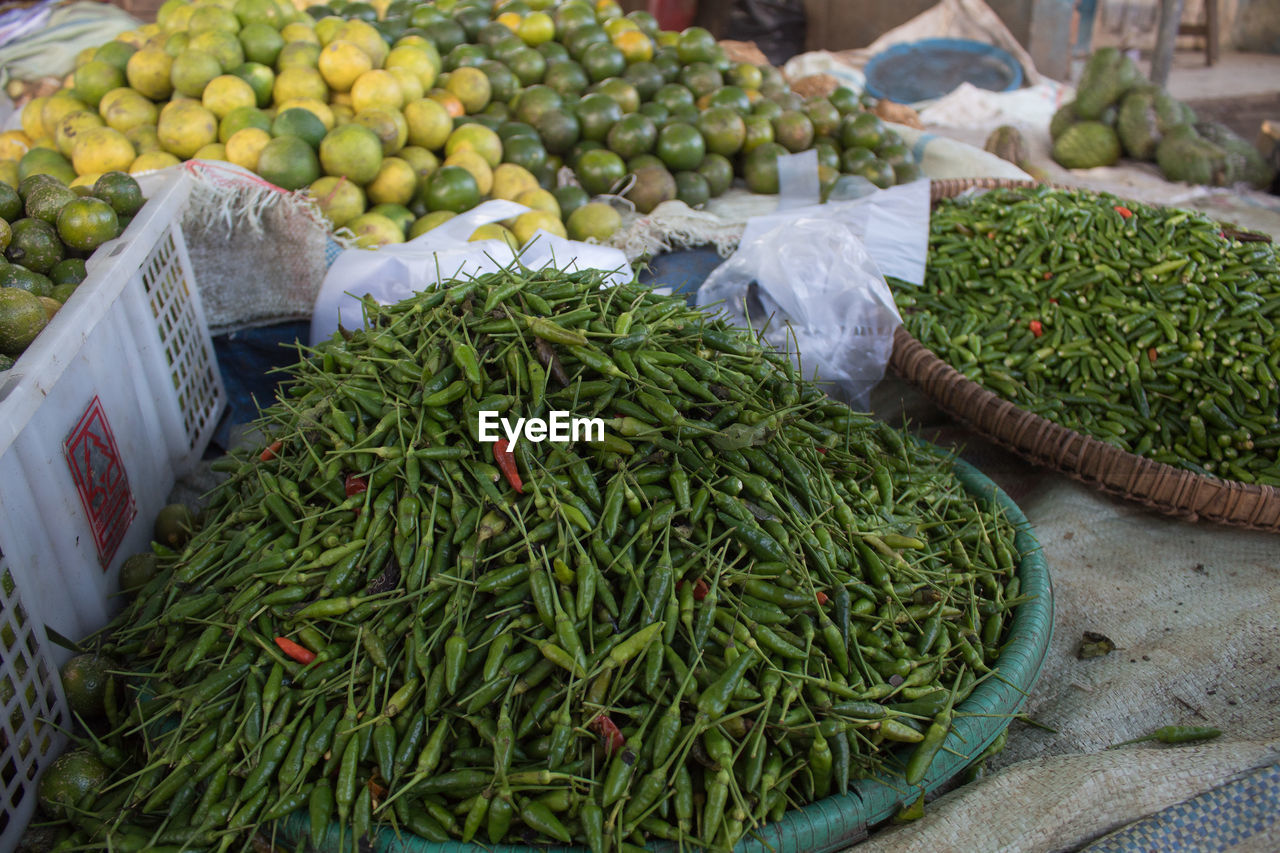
[277,453,1054,852]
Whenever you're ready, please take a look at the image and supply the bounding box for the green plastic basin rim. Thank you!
[276,449,1054,853]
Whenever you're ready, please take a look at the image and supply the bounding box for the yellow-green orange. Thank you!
[408,209,455,237]
[318,123,383,184]
[72,127,135,175]
[353,108,408,155]
[54,112,105,158]
[445,123,502,167]
[57,197,119,251]
[308,175,365,227]
[317,40,373,93]
[346,212,404,247]
[224,126,272,169]
[37,751,109,821]
[170,49,222,98]
[490,162,539,200]
[0,287,48,356]
[350,69,403,113]
[403,98,451,149]
[512,209,566,244]
[157,101,218,158]
[202,74,257,118]
[365,156,417,205]
[100,89,158,133]
[255,134,320,189]
[73,60,125,108]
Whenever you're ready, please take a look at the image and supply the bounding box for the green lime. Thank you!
[625,163,675,213]
[894,161,922,184]
[419,165,480,213]
[623,61,664,100]
[581,42,625,82]
[507,47,546,86]
[574,148,626,195]
[271,107,328,149]
[805,99,841,136]
[773,110,815,153]
[51,257,87,285]
[59,653,117,718]
[0,286,48,356]
[5,218,63,274]
[829,86,861,114]
[698,106,746,157]
[655,122,704,171]
[841,112,885,150]
[743,142,789,194]
[697,152,734,197]
[553,184,589,220]
[37,750,109,820]
[675,170,710,208]
[653,83,694,112]
[0,182,21,221]
[154,503,195,548]
[678,62,721,98]
[605,114,656,160]
[0,264,54,297]
[51,283,78,303]
[57,198,119,252]
[513,84,564,126]
[502,134,548,175]
[544,59,589,98]
[841,146,876,174]
[705,85,749,113]
[479,60,520,102]
[565,200,621,241]
[856,157,896,189]
[535,110,581,155]
[256,135,321,190]
[676,26,717,64]
[92,171,145,217]
[24,183,77,225]
[576,92,622,142]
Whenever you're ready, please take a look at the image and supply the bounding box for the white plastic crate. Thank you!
[0,171,225,851]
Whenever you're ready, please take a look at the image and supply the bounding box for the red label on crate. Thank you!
[64,397,136,568]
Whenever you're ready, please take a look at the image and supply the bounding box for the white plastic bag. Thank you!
[310,200,631,344]
[695,216,903,408]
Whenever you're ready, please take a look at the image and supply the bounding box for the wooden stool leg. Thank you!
[1205,0,1219,66]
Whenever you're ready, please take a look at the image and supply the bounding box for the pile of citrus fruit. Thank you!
[4,0,920,250]
[0,171,145,365]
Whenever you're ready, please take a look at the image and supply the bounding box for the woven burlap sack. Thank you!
[177,160,342,334]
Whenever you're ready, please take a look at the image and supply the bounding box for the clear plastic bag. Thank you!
[310,200,630,345]
[695,216,903,408]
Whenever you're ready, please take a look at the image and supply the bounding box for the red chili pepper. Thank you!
[816,446,828,455]
[1029,320,1043,338]
[493,439,523,493]
[344,473,367,497]
[275,636,315,665]
[816,591,829,605]
[1048,297,1059,304]
[590,715,625,755]
[1114,206,1132,218]
[692,578,709,601]
[1043,272,1053,280]
[1148,347,1159,363]
[259,439,282,462]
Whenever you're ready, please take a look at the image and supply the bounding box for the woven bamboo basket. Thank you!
[889,178,1280,532]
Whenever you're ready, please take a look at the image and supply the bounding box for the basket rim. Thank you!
[890,178,1280,532]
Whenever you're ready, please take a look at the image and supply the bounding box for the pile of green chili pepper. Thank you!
[54,267,1024,852]
[891,186,1280,485]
